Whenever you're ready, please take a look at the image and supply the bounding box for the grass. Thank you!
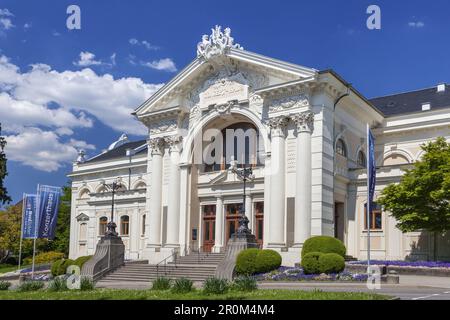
[0,264,23,274]
[0,288,390,300]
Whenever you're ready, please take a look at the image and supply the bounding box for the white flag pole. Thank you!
[31,185,39,279]
[366,124,371,274]
[17,193,26,272]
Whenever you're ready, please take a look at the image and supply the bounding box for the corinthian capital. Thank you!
[292,111,314,133]
[165,135,183,152]
[267,116,289,138]
[147,137,165,155]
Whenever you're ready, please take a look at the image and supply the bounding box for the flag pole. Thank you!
[31,185,39,279]
[17,193,26,273]
[366,124,371,274]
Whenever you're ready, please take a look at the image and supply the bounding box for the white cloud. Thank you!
[141,58,177,72]
[4,128,94,172]
[0,8,14,31]
[24,23,32,29]
[110,53,117,66]
[74,51,103,67]
[129,38,160,50]
[408,21,425,28]
[0,55,164,171]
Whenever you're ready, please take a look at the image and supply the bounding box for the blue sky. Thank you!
[1,0,450,205]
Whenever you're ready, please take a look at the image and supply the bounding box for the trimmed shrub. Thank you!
[171,278,193,293]
[301,236,346,258]
[74,256,93,269]
[232,276,257,292]
[318,253,345,274]
[80,276,95,291]
[255,250,282,273]
[18,280,45,292]
[235,248,259,275]
[0,281,11,291]
[23,251,64,265]
[51,258,76,276]
[47,276,68,292]
[203,277,229,295]
[152,277,172,290]
[301,252,323,274]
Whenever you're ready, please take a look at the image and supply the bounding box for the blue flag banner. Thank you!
[367,126,376,214]
[36,185,62,239]
[22,194,37,239]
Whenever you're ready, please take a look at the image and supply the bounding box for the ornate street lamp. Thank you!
[230,159,254,237]
[102,179,125,238]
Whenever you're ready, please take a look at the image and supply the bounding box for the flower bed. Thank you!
[255,266,368,282]
[348,260,450,269]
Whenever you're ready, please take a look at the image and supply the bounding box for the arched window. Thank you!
[357,151,367,167]
[203,122,261,172]
[141,214,146,236]
[336,139,347,157]
[99,216,107,236]
[121,215,130,236]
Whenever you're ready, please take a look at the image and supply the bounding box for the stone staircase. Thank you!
[96,252,225,286]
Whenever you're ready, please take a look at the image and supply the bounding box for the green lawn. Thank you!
[0,288,390,300]
[0,264,24,275]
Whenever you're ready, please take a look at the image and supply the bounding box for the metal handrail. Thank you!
[156,248,179,278]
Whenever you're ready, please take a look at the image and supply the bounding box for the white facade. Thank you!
[68,26,450,266]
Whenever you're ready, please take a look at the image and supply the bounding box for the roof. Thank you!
[85,139,147,163]
[369,84,450,116]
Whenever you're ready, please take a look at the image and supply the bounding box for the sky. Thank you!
[1,0,450,205]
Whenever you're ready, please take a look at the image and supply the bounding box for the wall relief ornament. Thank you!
[148,118,178,135]
[267,116,289,131]
[292,111,315,133]
[148,137,166,155]
[197,25,243,60]
[165,135,183,152]
[269,94,309,113]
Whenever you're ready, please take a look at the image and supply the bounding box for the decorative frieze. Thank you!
[292,111,315,133]
[148,118,178,135]
[269,94,309,113]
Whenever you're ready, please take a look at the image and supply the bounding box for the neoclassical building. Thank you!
[68,26,450,266]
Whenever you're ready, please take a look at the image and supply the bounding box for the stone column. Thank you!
[267,116,289,247]
[292,111,314,246]
[178,163,190,255]
[213,195,224,253]
[165,136,182,247]
[147,137,165,248]
[245,194,253,232]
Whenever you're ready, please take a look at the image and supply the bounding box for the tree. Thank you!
[377,137,450,260]
[49,185,71,255]
[0,124,11,206]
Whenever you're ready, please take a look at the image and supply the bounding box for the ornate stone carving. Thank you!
[292,111,315,133]
[165,135,183,152]
[267,116,289,137]
[269,94,309,113]
[148,118,178,135]
[197,25,243,60]
[147,137,165,155]
[214,99,237,115]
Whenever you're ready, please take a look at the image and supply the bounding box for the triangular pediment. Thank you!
[76,213,90,221]
[134,48,317,119]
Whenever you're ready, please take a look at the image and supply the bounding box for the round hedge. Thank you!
[255,250,282,273]
[74,255,93,269]
[318,253,345,274]
[235,248,260,275]
[51,258,75,276]
[301,252,322,274]
[301,236,346,258]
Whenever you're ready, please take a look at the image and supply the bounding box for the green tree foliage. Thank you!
[50,186,71,256]
[0,124,11,206]
[378,137,450,260]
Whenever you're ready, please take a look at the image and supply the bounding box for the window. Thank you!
[121,215,130,235]
[364,203,382,230]
[99,217,107,236]
[79,223,87,241]
[141,214,146,236]
[203,205,216,216]
[336,139,347,157]
[357,151,367,167]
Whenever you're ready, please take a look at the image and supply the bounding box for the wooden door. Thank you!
[202,205,216,252]
[225,203,242,242]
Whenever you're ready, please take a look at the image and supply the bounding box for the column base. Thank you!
[212,245,224,253]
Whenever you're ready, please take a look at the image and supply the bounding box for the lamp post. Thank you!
[102,180,125,237]
[230,160,254,236]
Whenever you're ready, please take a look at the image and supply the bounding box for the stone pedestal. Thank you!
[215,216,258,280]
[81,234,125,282]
